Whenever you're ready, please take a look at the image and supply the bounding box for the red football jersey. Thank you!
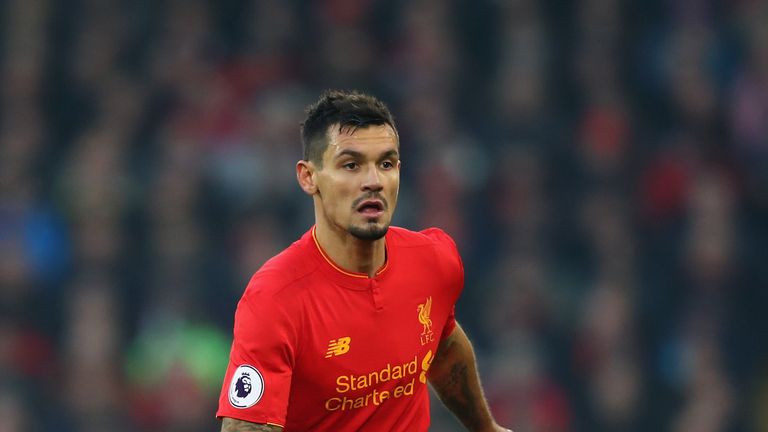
[217,226,464,431]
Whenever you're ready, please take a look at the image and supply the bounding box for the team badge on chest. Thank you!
[417,297,434,345]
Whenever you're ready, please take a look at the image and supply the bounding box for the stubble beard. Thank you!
[349,222,389,241]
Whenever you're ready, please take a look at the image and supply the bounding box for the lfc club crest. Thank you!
[417,297,434,345]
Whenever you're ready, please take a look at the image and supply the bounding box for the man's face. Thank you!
[314,124,400,240]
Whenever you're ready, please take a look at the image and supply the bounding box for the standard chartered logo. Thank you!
[324,350,433,411]
[419,350,433,384]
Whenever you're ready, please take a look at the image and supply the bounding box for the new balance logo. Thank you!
[325,337,351,358]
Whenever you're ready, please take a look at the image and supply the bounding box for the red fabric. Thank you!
[217,226,464,431]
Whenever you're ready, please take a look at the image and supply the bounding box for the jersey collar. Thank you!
[311,225,389,280]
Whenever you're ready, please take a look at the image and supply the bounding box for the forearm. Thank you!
[428,324,507,432]
[220,417,282,431]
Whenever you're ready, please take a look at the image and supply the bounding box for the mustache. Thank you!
[351,193,388,210]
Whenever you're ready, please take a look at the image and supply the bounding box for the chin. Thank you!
[349,223,389,241]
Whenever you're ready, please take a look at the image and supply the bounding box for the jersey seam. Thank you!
[268,269,319,362]
[242,268,320,366]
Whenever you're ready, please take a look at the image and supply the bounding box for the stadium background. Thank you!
[1,0,767,431]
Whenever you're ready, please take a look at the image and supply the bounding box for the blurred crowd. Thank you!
[1,0,767,431]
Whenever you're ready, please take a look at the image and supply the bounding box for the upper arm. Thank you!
[428,323,474,383]
[221,417,283,431]
[216,282,298,425]
[435,323,461,357]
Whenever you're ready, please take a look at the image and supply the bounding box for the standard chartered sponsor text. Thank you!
[325,352,431,411]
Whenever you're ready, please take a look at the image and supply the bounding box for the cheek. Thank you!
[389,175,400,196]
[322,177,356,208]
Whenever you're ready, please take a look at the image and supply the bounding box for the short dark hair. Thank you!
[300,89,397,166]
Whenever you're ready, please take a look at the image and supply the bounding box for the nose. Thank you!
[361,164,383,192]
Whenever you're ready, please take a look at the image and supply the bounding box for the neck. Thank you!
[313,222,387,278]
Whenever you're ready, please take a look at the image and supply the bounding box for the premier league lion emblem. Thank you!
[235,373,252,398]
[228,364,264,408]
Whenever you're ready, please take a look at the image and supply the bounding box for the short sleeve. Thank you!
[440,305,457,340]
[216,275,298,427]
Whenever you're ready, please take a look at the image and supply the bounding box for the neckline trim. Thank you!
[311,226,389,279]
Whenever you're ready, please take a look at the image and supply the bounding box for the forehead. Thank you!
[325,124,399,156]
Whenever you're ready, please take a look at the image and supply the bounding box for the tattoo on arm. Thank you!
[428,326,495,431]
[221,417,283,432]
[440,363,487,429]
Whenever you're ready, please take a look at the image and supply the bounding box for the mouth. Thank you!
[356,199,385,218]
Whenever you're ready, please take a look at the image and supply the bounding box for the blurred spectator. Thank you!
[63,272,125,430]
[0,386,31,432]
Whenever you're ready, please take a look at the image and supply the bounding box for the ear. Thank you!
[296,160,318,195]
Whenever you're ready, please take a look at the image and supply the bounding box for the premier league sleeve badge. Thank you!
[228,364,265,409]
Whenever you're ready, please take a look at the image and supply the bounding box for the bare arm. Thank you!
[428,323,511,432]
[220,417,283,432]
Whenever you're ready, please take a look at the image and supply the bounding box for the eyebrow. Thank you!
[334,149,400,160]
[379,149,400,160]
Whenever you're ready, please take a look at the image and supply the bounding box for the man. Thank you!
[217,90,511,432]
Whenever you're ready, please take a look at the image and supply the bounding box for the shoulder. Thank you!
[234,240,317,342]
[388,226,463,276]
[242,234,320,304]
[388,226,460,258]
[388,226,458,250]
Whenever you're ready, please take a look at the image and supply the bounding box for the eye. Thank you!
[342,162,358,170]
[381,161,394,169]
